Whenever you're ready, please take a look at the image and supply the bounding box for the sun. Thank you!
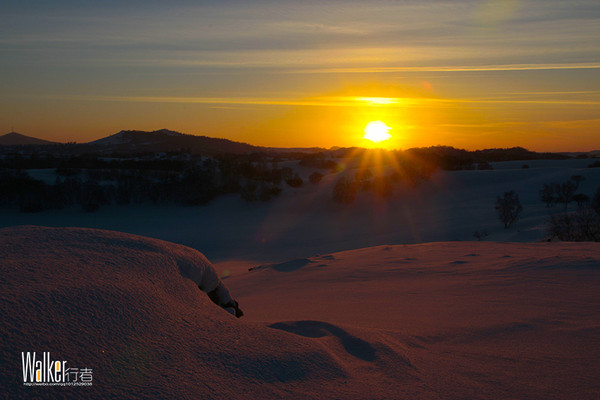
[363,121,392,143]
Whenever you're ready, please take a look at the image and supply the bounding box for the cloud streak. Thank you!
[2,0,599,150]
[38,93,600,108]
[286,63,600,74]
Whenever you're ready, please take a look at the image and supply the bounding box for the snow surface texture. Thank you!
[1,226,599,399]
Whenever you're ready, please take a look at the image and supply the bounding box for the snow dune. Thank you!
[2,226,599,399]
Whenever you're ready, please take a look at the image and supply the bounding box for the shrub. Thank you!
[573,193,590,208]
[548,209,600,242]
[332,176,357,204]
[285,172,304,188]
[240,181,258,202]
[309,171,324,184]
[258,184,282,202]
[588,160,600,168]
[473,230,489,241]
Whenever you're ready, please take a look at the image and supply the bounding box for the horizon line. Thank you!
[2,130,598,154]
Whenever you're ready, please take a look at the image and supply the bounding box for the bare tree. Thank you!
[495,190,523,228]
[539,183,558,207]
[557,181,577,210]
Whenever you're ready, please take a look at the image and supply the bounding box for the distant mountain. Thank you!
[0,132,57,146]
[87,129,258,155]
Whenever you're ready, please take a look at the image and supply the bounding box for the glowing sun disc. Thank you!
[363,121,392,143]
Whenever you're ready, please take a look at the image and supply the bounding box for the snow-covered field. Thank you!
[2,158,599,263]
[1,159,600,398]
[1,226,599,399]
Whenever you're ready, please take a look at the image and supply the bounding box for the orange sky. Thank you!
[1,1,599,151]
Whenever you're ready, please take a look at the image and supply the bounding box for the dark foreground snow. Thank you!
[1,226,599,399]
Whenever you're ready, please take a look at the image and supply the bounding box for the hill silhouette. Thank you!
[0,132,57,146]
[88,129,257,155]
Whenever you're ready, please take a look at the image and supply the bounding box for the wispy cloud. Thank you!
[3,1,598,71]
[39,94,427,108]
[37,92,600,108]
[2,0,600,149]
[286,63,600,74]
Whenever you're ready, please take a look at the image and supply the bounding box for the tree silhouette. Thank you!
[557,180,577,210]
[495,190,523,228]
[539,183,558,208]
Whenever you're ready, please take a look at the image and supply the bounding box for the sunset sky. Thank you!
[1,0,599,151]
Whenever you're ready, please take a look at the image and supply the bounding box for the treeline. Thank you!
[539,175,600,241]
[0,155,300,212]
[401,146,568,170]
[2,145,596,214]
[314,146,571,172]
[1,144,580,171]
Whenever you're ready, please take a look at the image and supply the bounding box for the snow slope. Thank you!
[0,226,429,399]
[1,226,599,399]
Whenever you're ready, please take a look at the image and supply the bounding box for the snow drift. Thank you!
[1,226,599,399]
[0,226,427,399]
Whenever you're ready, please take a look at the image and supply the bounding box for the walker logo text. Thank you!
[21,352,93,386]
